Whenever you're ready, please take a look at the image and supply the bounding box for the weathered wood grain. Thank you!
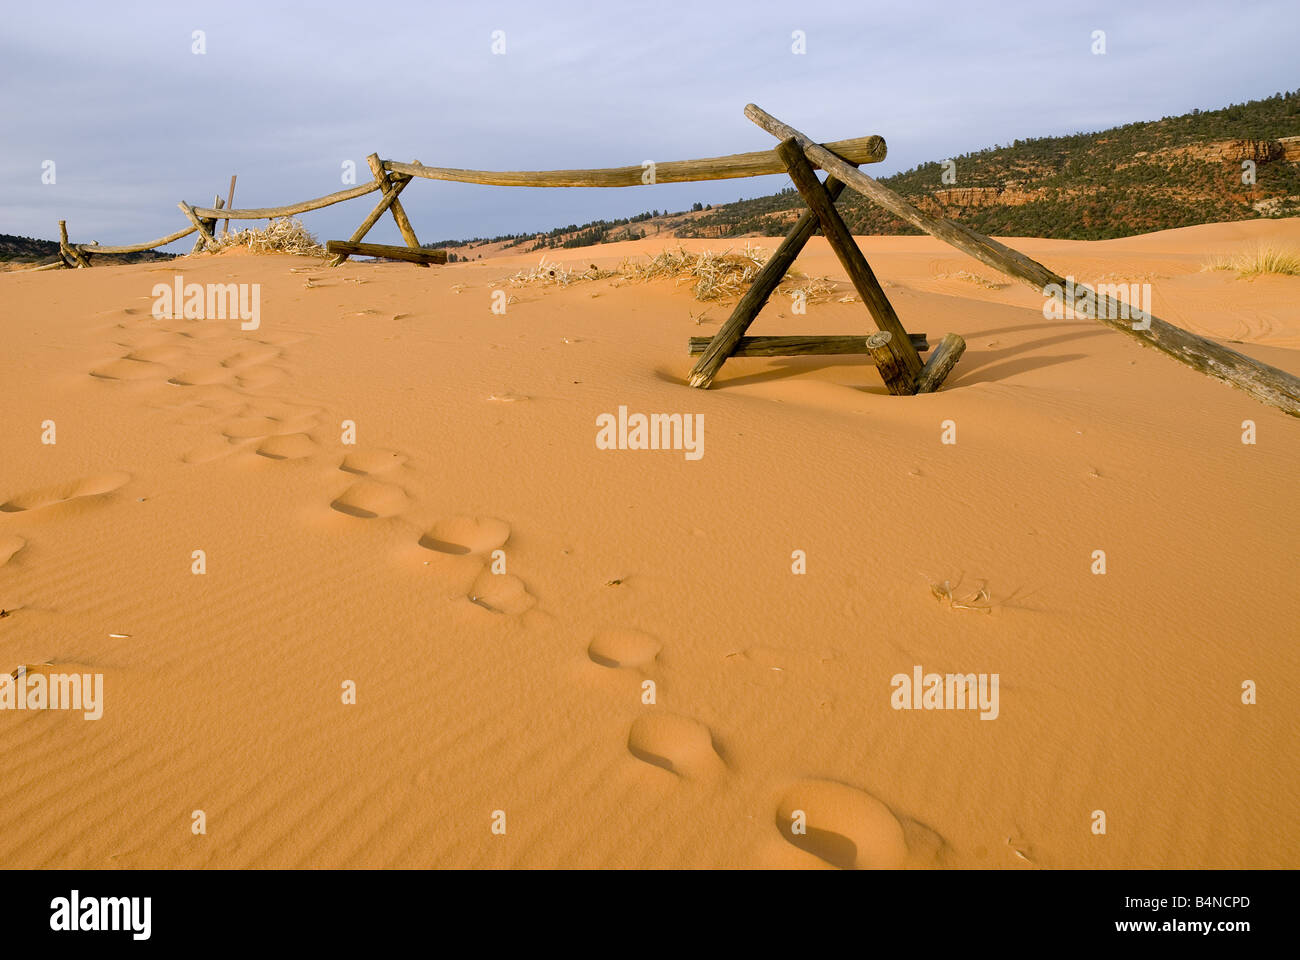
[915,333,967,393]
[688,334,929,356]
[866,331,915,395]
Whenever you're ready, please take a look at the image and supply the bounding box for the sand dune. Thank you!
[0,219,1296,868]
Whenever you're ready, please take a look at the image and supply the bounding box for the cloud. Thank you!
[2,0,1296,246]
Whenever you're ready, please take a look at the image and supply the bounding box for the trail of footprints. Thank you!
[588,629,944,868]
[105,308,538,616]
[3,300,945,867]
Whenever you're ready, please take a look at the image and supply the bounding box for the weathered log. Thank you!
[384,134,886,188]
[325,241,448,264]
[866,332,915,395]
[190,181,381,220]
[687,178,849,388]
[58,221,91,268]
[78,225,198,255]
[688,334,929,356]
[776,138,922,387]
[746,103,1300,417]
[915,333,967,393]
[22,258,70,272]
[178,201,217,250]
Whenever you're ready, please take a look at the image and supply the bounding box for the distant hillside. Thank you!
[434,89,1300,256]
[0,234,175,269]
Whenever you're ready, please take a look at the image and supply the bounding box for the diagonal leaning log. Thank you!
[776,137,923,386]
[688,177,853,388]
[745,103,1300,418]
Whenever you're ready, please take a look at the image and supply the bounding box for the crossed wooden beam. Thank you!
[687,137,965,395]
[325,154,446,267]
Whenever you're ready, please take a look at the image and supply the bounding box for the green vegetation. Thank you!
[436,90,1300,250]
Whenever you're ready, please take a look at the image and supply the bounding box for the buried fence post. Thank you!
[915,333,968,394]
[222,175,237,238]
[866,332,916,395]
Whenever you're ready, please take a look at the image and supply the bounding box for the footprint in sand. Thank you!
[340,449,409,477]
[255,433,317,461]
[626,713,726,779]
[588,629,661,669]
[124,344,186,364]
[182,437,251,464]
[90,358,168,381]
[0,535,27,567]
[419,516,509,556]
[773,780,909,870]
[0,472,131,513]
[234,366,286,390]
[167,364,232,387]
[220,346,282,369]
[329,479,410,519]
[467,568,535,615]
[221,414,317,440]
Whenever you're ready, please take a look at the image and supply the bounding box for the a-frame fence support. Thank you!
[688,139,963,395]
[744,102,1300,415]
[330,153,426,267]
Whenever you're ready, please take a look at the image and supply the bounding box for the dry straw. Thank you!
[502,243,838,305]
[1205,245,1300,277]
[209,217,327,257]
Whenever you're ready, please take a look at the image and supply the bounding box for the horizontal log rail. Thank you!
[383,135,886,188]
[190,181,382,220]
[29,129,885,271]
[688,334,929,356]
[325,241,447,265]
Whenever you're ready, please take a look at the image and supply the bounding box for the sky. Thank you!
[2,0,1298,250]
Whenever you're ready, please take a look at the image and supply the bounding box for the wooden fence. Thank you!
[28,106,1300,414]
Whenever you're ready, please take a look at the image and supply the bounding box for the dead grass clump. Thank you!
[1205,245,1300,277]
[210,217,327,257]
[618,243,769,301]
[934,270,1008,289]
[502,258,616,288]
[501,244,840,306]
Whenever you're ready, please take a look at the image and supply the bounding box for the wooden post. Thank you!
[746,103,1300,417]
[866,332,915,395]
[221,175,237,237]
[330,155,419,267]
[915,333,967,393]
[687,178,848,388]
[776,137,922,388]
[178,201,216,250]
[58,221,91,268]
